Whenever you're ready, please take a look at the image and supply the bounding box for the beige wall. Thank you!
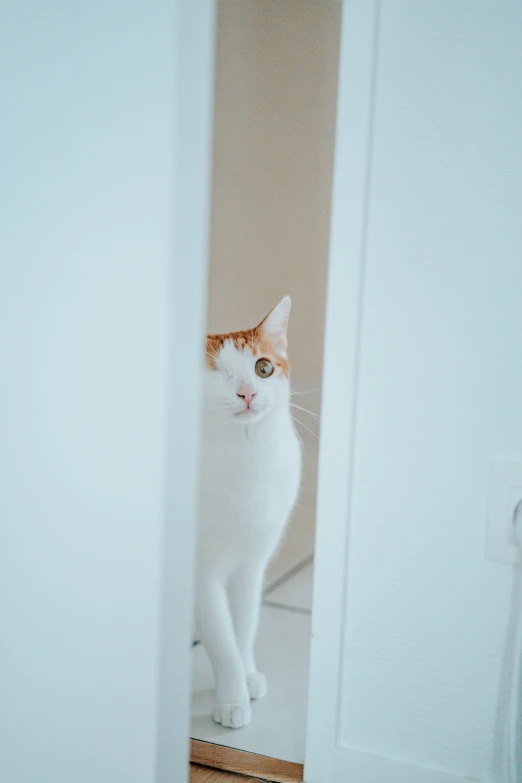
[207,0,341,381]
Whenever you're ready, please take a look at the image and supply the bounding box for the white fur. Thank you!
[195,299,301,728]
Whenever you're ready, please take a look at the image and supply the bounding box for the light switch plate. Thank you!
[486,458,522,564]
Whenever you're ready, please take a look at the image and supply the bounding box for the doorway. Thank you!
[190,0,341,776]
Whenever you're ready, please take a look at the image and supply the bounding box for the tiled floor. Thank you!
[191,421,318,765]
[265,561,314,613]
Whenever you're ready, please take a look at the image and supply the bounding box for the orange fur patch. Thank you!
[206,327,290,378]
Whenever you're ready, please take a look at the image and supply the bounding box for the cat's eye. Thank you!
[255,358,274,378]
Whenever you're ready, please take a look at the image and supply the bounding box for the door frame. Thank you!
[164,0,381,780]
[155,2,217,782]
[304,1,379,781]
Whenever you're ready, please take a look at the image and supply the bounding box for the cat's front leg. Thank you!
[229,565,267,700]
[195,576,251,728]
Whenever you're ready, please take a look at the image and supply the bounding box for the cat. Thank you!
[194,296,302,729]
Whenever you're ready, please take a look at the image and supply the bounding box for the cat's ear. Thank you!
[257,296,291,354]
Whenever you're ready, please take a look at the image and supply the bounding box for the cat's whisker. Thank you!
[291,415,319,439]
[293,427,304,447]
[291,388,320,397]
[290,402,320,421]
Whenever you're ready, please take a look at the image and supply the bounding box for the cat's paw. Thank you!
[247,671,267,700]
[213,699,252,729]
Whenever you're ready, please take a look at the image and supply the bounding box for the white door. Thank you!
[306,1,522,782]
[0,3,215,782]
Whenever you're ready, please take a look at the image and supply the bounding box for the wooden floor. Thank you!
[190,763,265,782]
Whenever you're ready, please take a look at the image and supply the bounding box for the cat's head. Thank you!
[204,297,291,424]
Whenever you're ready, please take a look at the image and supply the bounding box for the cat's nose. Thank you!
[237,383,257,408]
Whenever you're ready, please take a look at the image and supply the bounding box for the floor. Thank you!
[189,763,262,783]
[191,414,319,766]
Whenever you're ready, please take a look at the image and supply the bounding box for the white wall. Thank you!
[0,3,211,782]
[308,1,522,781]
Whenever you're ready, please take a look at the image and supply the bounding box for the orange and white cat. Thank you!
[195,297,302,728]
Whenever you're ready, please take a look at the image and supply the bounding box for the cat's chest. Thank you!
[201,426,301,521]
